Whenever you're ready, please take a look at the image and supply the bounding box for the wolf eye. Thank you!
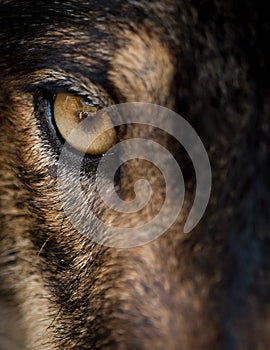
[54,93,116,155]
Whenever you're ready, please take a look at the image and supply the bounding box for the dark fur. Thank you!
[0,1,269,349]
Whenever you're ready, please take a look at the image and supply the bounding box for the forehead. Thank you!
[0,0,178,40]
[0,0,176,89]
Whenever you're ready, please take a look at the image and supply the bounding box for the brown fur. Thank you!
[0,1,270,349]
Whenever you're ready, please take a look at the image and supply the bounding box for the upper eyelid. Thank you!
[38,84,103,106]
[23,68,111,106]
[32,83,105,107]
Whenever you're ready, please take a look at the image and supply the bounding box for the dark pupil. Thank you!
[78,111,89,121]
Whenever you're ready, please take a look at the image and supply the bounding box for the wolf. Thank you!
[0,0,269,349]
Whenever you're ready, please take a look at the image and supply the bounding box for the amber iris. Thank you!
[54,93,116,154]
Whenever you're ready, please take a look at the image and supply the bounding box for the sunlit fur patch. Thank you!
[109,28,175,106]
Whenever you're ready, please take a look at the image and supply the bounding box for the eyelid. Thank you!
[25,68,112,107]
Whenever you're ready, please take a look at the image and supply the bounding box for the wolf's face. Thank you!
[0,1,269,349]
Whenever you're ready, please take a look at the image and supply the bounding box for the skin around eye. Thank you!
[54,93,116,155]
